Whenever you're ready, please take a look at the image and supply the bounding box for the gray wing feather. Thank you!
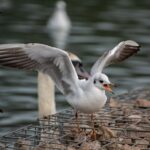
[0,43,78,94]
[0,45,38,70]
[91,40,140,75]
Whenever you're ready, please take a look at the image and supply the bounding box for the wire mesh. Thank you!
[0,89,150,150]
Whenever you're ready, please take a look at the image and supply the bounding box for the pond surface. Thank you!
[0,0,150,134]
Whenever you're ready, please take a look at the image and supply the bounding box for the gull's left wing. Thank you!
[91,40,140,75]
[0,43,79,95]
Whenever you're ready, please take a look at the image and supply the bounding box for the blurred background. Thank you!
[0,0,150,134]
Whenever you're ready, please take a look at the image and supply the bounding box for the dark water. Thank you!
[0,0,150,134]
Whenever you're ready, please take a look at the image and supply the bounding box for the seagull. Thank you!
[47,1,71,49]
[0,41,140,115]
[38,52,89,118]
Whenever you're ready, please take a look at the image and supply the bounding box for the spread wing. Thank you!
[91,40,140,75]
[0,43,78,95]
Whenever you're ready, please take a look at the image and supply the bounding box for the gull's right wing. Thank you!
[91,40,140,75]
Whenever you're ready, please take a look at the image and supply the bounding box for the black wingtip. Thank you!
[0,108,4,113]
[125,44,141,52]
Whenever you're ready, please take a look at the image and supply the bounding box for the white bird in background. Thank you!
[38,52,89,118]
[47,0,71,49]
[0,41,140,116]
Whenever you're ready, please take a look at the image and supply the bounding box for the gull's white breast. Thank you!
[66,82,107,114]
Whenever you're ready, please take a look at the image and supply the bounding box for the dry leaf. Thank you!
[0,143,6,150]
[14,138,31,150]
[135,139,149,144]
[109,98,121,108]
[128,115,142,122]
[118,144,140,150]
[128,124,143,130]
[98,126,116,139]
[122,107,131,116]
[34,141,67,150]
[80,141,101,150]
[135,99,150,108]
[33,143,50,150]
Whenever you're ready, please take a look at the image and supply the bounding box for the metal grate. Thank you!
[0,88,150,150]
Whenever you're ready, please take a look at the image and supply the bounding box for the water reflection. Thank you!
[0,0,150,134]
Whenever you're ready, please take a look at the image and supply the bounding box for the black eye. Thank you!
[99,80,103,83]
[79,62,83,67]
[72,61,78,66]
[94,79,96,84]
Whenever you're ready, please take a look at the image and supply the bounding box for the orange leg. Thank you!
[75,111,80,132]
[90,113,97,140]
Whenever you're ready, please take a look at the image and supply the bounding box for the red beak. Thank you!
[103,84,113,93]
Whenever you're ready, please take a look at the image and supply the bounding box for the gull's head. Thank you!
[56,1,66,10]
[68,52,90,80]
[93,73,113,93]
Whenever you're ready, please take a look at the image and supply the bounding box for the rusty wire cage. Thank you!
[0,100,150,150]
